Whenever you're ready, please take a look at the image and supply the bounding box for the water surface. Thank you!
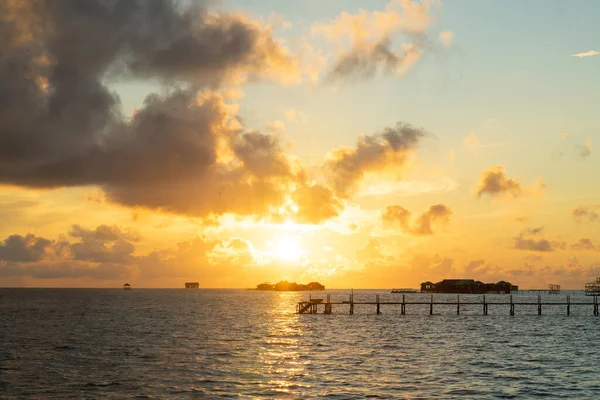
[1,289,599,399]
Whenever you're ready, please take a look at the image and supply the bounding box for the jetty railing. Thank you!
[296,294,600,316]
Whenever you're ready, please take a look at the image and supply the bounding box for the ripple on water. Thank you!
[1,289,599,399]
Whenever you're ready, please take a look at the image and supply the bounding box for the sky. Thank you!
[1,0,599,289]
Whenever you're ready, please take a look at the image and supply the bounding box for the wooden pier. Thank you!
[296,294,600,316]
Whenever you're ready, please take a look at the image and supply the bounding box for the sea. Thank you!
[1,288,600,399]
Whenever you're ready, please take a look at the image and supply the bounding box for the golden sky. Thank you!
[1,0,599,289]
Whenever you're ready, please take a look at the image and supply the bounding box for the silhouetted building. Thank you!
[585,278,600,296]
[185,282,199,289]
[420,279,516,294]
[257,282,274,290]
[123,283,131,290]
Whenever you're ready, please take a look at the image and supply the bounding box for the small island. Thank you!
[257,281,325,291]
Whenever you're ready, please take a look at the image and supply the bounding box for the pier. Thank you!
[296,294,600,316]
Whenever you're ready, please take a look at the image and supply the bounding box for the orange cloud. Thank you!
[381,204,452,235]
[312,0,435,80]
[572,205,600,223]
[325,122,427,198]
[475,166,543,198]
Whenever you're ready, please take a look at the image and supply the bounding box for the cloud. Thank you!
[292,184,342,224]
[475,166,521,197]
[312,0,436,81]
[0,225,138,279]
[0,234,55,262]
[325,122,427,198]
[69,224,140,243]
[327,40,421,81]
[0,225,265,283]
[512,227,566,253]
[0,1,346,223]
[475,166,543,198]
[439,31,454,47]
[578,138,593,158]
[572,205,600,223]
[381,204,452,235]
[266,120,286,135]
[571,50,599,58]
[571,238,600,252]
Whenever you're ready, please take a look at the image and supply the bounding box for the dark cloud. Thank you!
[0,225,138,278]
[475,166,522,198]
[571,238,600,252]
[70,224,140,242]
[312,0,438,82]
[0,234,54,262]
[0,1,344,222]
[326,122,427,198]
[328,38,420,81]
[512,228,566,253]
[572,205,600,223]
[381,204,452,236]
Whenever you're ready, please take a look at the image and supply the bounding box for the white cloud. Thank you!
[571,50,599,58]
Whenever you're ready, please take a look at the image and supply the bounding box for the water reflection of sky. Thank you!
[258,291,310,395]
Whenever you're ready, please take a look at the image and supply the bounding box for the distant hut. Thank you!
[185,282,200,289]
[123,283,131,290]
[256,282,274,290]
[307,282,325,291]
[420,281,434,292]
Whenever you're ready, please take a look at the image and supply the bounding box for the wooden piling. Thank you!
[376,294,381,315]
[457,295,460,315]
[510,294,514,316]
[567,295,570,316]
[594,296,598,316]
[401,294,406,315]
[430,294,433,315]
[483,295,487,315]
[537,295,542,316]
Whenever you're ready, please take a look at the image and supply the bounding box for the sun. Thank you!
[272,235,304,262]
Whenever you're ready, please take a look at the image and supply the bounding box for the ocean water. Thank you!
[1,288,600,399]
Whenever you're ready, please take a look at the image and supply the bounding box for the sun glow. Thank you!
[272,235,304,261]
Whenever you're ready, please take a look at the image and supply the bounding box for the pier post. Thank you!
[324,294,332,314]
[349,292,354,315]
[457,295,460,315]
[537,295,542,316]
[401,294,406,315]
[594,296,598,316]
[510,295,514,316]
[483,295,488,316]
[376,294,381,315]
[430,295,433,315]
[567,295,570,316]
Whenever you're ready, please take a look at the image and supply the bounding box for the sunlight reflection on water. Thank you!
[2,289,600,399]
